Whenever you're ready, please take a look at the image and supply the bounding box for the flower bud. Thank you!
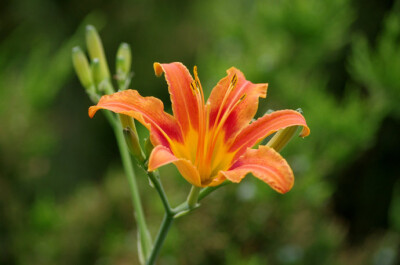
[86,25,110,80]
[91,58,102,86]
[119,113,136,131]
[72,46,93,89]
[116,42,131,75]
[266,109,304,152]
[92,58,114,94]
[144,137,154,158]
[267,126,299,152]
[121,113,144,162]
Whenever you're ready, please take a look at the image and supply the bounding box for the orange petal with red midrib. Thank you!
[154,62,200,134]
[207,67,268,141]
[89,90,183,148]
[220,145,294,194]
[230,109,310,160]
[148,145,202,187]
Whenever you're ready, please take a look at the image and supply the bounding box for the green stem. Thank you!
[171,181,231,219]
[146,170,173,215]
[198,181,230,201]
[105,111,152,259]
[134,160,176,265]
[187,185,201,209]
[141,173,230,264]
[146,214,174,265]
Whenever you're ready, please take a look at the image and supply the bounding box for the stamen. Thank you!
[213,73,238,128]
[190,80,197,95]
[204,73,240,168]
[206,93,247,164]
[193,66,205,106]
[192,66,207,170]
[238,93,246,102]
[230,73,238,91]
[215,93,246,139]
[203,104,211,160]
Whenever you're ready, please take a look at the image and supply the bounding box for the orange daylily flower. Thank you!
[89,62,310,193]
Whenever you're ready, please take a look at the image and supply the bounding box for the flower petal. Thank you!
[154,62,200,134]
[89,90,183,148]
[148,145,202,187]
[230,109,310,160]
[207,175,227,187]
[207,67,268,140]
[220,145,294,194]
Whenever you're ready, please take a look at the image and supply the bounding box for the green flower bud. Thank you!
[116,42,131,75]
[123,127,145,163]
[71,46,93,89]
[91,58,102,86]
[119,113,136,131]
[91,57,114,94]
[120,114,145,162]
[267,126,299,152]
[266,109,304,152]
[144,137,154,158]
[85,25,110,80]
[265,109,275,115]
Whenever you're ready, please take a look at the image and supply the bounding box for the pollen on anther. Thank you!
[230,73,238,90]
[190,81,197,94]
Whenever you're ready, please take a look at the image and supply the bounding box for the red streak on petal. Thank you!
[89,90,183,148]
[154,62,200,134]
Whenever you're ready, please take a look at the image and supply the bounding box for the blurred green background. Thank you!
[1,0,400,264]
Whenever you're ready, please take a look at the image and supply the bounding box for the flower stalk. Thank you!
[186,185,201,209]
[73,25,152,263]
[111,115,152,261]
[145,214,174,265]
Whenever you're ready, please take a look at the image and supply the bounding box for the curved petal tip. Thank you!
[300,126,310,138]
[153,62,163,77]
[88,106,100,118]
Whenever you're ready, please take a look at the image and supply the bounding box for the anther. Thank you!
[190,81,197,94]
[195,80,201,90]
[238,93,246,102]
[230,73,238,90]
